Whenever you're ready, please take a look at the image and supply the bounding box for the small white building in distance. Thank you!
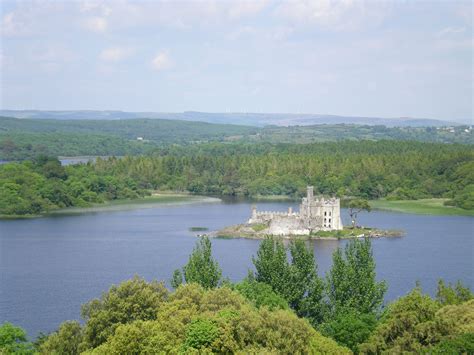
[248,186,343,235]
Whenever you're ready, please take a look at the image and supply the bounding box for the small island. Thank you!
[216,186,403,240]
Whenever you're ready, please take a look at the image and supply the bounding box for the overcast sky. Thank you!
[0,0,472,121]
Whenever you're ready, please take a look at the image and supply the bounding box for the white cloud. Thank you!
[273,0,391,31]
[99,47,133,62]
[1,12,24,36]
[82,16,108,32]
[79,0,112,16]
[0,0,265,38]
[151,51,172,71]
[0,2,76,37]
[228,0,269,19]
[437,27,466,37]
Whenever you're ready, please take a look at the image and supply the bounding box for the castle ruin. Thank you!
[248,186,343,235]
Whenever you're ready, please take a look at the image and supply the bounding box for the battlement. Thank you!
[302,196,340,206]
[256,211,299,217]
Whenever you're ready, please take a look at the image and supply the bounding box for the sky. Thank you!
[0,0,472,122]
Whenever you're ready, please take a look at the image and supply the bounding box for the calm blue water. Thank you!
[0,200,472,337]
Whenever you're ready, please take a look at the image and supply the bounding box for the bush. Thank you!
[87,283,350,354]
[80,276,168,348]
[38,321,83,355]
[182,318,219,351]
[0,322,34,354]
[429,333,474,354]
[320,312,377,353]
[359,287,474,354]
[234,279,289,310]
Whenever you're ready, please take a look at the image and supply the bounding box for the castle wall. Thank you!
[248,186,343,233]
[267,215,310,236]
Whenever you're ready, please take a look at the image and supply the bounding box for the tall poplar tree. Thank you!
[326,238,386,316]
[252,237,325,325]
[172,237,222,289]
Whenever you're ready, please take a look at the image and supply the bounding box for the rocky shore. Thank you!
[214,224,404,240]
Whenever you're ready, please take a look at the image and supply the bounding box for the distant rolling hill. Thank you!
[0,110,466,127]
[0,115,472,160]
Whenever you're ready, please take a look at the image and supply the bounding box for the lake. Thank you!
[0,199,472,337]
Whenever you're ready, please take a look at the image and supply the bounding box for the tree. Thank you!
[430,333,474,354]
[326,238,386,317]
[81,276,168,348]
[252,238,326,325]
[91,283,350,354]
[252,237,290,297]
[359,287,474,354]
[182,318,219,351]
[320,311,377,353]
[0,322,34,354]
[170,269,183,289]
[436,279,473,305]
[38,321,83,355]
[287,240,325,325]
[347,199,371,228]
[233,279,288,310]
[173,236,222,289]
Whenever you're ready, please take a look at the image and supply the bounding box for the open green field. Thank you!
[370,199,474,216]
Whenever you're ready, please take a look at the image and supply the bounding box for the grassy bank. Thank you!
[370,199,474,216]
[1,194,220,219]
[51,194,220,215]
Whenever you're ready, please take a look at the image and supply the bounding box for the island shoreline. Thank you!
[213,224,404,240]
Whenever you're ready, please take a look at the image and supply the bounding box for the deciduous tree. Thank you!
[347,199,371,228]
[326,238,386,316]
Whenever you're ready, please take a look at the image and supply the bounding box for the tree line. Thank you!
[1,140,473,216]
[1,237,472,354]
[87,141,474,208]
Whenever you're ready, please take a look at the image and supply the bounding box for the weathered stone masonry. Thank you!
[248,186,343,235]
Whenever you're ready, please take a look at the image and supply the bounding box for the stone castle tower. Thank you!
[248,186,343,235]
[299,186,343,230]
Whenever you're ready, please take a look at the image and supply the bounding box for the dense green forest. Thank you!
[2,237,472,354]
[1,116,472,160]
[0,116,257,160]
[0,132,158,160]
[1,141,473,216]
